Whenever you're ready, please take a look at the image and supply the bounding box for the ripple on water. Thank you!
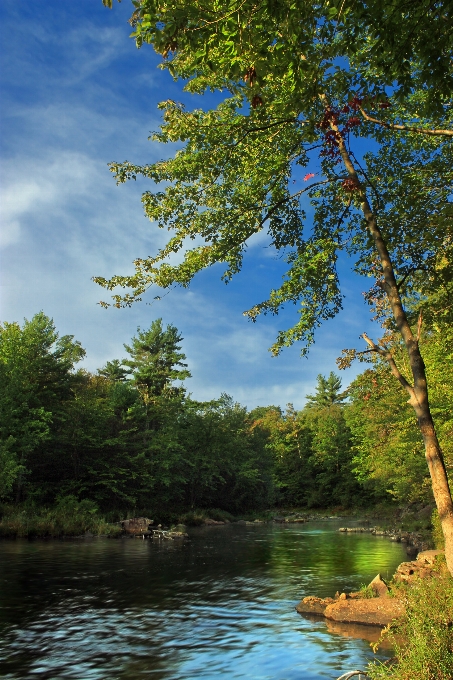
[0,521,406,679]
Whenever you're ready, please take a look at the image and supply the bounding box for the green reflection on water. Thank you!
[0,521,406,680]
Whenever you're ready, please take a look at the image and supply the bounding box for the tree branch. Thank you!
[362,333,413,394]
[396,266,428,291]
[359,108,453,137]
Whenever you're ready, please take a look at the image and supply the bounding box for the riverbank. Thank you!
[0,501,438,544]
[366,557,453,680]
[296,549,445,626]
[296,545,452,680]
[0,498,123,539]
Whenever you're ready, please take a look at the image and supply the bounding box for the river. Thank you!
[0,520,407,680]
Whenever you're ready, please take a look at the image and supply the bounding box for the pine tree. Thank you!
[305,372,346,409]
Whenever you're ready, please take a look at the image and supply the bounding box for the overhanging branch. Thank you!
[359,108,453,137]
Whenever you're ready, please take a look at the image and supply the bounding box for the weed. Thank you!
[359,584,378,599]
[367,559,453,679]
[0,496,121,538]
[178,510,207,526]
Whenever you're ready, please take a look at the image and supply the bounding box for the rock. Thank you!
[295,596,336,615]
[204,518,224,525]
[368,574,389,597]
[416,549,444,565]
[394,560,433,583]
[325,598,405,627]
[405,545,418,556]
[297,550,445,634]
[166,531,188,538]
[120,517,153,535]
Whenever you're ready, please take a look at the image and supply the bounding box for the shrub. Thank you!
[178,510,207,526]
[206,508,235,522]
[0,497,121,538]
[368,561,453,680]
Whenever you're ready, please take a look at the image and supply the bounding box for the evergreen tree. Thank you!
[124,319,191,396]
[305,372,346,409]
[98,359,129,382]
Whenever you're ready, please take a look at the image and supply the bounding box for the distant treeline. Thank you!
[1,312,451,518]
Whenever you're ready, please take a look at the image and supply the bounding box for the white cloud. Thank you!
[0,0,384,412]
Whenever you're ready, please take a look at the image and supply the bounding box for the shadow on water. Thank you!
[0,521,406,679]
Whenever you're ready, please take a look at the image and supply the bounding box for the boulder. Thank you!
[394,560,433,583]
[324,598,405,627]
[296,596,336,616]
[120,517,153,535]
[416,549,444,565]
[368,574,389,597]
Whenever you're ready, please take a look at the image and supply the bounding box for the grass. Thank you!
[0,496,122,538]
[367,557,453,680]
[359,583,378,599]
[178,508,236,525]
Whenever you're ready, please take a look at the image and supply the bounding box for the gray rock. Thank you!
[120,517,153,535]
[368,574,389,597]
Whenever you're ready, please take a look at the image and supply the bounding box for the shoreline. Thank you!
[295,549,445,630]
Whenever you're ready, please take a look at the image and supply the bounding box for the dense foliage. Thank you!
[2,312,450,523]
[97,0,453,573]
[0,314,276,516]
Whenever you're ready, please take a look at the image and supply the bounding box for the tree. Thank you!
[124,319,191,396]
[98,359,129,382]
[177,395,274,511]
[98,1,453,572]
[103,0,453,108]
[346,325,453,506]
[250,404,315,507]
[0,312,85,501]
[305,372,346,409]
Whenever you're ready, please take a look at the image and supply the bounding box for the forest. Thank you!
[1,311,451,531]
[1,2,453,679]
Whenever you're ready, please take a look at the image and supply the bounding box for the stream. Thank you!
[0,520,407,680]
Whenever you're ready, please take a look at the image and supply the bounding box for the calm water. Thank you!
[0,521,406,680]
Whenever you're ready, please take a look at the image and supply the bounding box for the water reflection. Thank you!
[0,521,406,679]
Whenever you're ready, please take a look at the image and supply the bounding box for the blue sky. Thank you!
[0,0,382,409]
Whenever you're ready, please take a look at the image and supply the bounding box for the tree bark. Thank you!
[326,109,453,575]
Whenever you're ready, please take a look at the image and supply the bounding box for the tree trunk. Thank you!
[327,111,453,575]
